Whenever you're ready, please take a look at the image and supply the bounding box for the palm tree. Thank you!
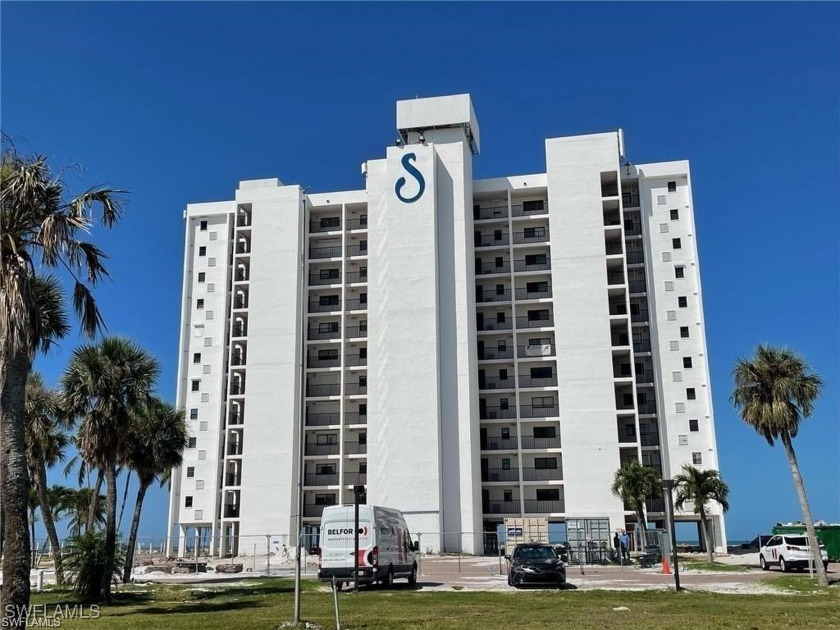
[673,464,730,562]
[62,337,160,602]
[121,398,187,582]
[27,488,39,568]
[23,373,70,585]
[732,344,828,586]
[1,141,123,623]
[611,461,661,553]
[62,487,106,537]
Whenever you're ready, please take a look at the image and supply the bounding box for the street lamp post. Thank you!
[661,479,681,592]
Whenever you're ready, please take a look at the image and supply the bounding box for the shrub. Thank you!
[62,531,125,599]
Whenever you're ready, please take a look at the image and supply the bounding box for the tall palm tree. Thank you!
[611,461,661,553]
[121,398,187,582]
[1,142,123,623]
[62,487,106,537]
[23,373,70,585]
[46,485,73,525]
[62,337,160,602]
[673,464,730,562]
[27,488,39,568]
[732,344,828,586]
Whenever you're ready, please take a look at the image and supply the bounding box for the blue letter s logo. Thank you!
[394,152,425,203]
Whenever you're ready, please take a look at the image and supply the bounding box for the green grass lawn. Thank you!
[679,559,751,572]
[29,578,840,630]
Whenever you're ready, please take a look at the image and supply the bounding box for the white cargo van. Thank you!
[317,505,419,588]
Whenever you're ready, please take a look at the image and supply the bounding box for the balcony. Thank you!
[518,375,558,388]
[518,343,555,358]
[233,296,249,309]
[307,354,341,368]
[646,498,666,513]
[345,413,367,425]
[475,233,510,247]
[479,376,515,390]
[304,504,331,518]
[516,316,554,329]
[306,383,340,397]
[601,184,619,197]
[345,299,368,312]
[520,404,559,419]
[310,245,342,260]
[515,287,552,300]
[227,443,243,456]
[230,383,245,396]
[225,474,241,486]
[476,261,511,275]
[345,381,367,396]
[482,468,519,482]
[522,467,563,481]
[477,318,513,332]
[345,326,367,339]
[235,268,250,282]
[629,281,647,294]
[485,500,521,515]
[346,244,367,257]
[626,250,644,265]
[475,205,509,221]
[309,272,341,286]
[633,340,652,353]
[305,442,340,456]
[523,499,564,514]
[236,208,251,227]
[344,440,367,455]
[478,346,514,361]
[346,217,368,231]
[346,271,368,284]
[305,473,339,486]
[232,324,248,338]
[228,411,243,426]
[513,230,549,245]
[476,289,511,304]
[481,406,516,420]
[607,272,626,286]
[638,402,657,415]
[640,432,660,447]
[622,191,640,207]
[308,326,341,341]
[520,435,561,450]
[630,309,649,324]
[223,505,240,518]
[624,223,642,237]
[481,435,518,451]
[305,412,339,427]
[235,240,251,255]
[636,370,654,384]
[514,259,551,273]
[512,202,547,217]
[310,218,341,233]
[605,241,623,256]
[344,472,367,485]
[345,354,367,367]
[309,300,341,314]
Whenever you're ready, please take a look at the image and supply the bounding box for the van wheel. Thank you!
[408,564,417,586]
[383,567,394,589]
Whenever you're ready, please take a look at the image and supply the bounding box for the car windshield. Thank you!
[785,537,808,546]
[516,546,557,560]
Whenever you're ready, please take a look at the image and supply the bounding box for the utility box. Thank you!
[772,524,840,562]
[503,518,549,550]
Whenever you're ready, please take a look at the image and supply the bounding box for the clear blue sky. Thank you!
[3,2,838,543]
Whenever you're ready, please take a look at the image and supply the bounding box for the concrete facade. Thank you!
[167,94,727,557]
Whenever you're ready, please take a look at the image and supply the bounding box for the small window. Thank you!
[503,490,513,502]
[193,353,201,364]
[199,220,208,231]
[678,435,688,446]
[209,232,218,241]
[318,349,339,360]
[680,326,690,339]
[683,357,693,369]
[670,209,679,220]
[199,421,208,431]
[320,268,340,280]
[499,368,508,380]
[659,223,669,233]
[200,393,209,402]
[208,257,216,267]
[534,457,558,470]
[195,480,204,490]
[319,321,340,334]
[657,195,666,205]
[494,230,503,241]
[320,216,340,229]
[678,296,688,308]
[206,311,214,320]
[672,238,681,249]
[320,295,340,306]
[185,496,193,507]
[522,200,545,213]
[198,246,207,257]
[501,427,511,439]
[197,272,206,283]
[191,380,200,392]
[496,284,505,296]
[686,388,696,400]
[198,450,207,460]
[689,419,699,432]
[188,437,197,448]
[672,371,682,382]
[189,408,198,420]
[533,426,556,439]
[666,310,676,321]
[196,299,204,310]
[667,181,677,193]
[501,458,511,471]
[360,292,367,304]
[500,398,509,410]
[675,266,685,279]
[669,340,679,351]
[207,283,215,292]
[204,337,213,347]
[664,281,674,292]
[675,403,685,413]
[662,252,672,262]
[692,452,702,465]
[202,364,210,374]
[530,366,552,379]
[495,256,504,268]
[533,396,555,409]
[186,467,195,478]
[536,488,560,501]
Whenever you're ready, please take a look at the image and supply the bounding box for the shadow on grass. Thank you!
[108,600,262,616]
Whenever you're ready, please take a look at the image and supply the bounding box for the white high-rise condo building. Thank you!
[167,94,726,557]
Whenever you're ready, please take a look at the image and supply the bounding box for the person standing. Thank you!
[619,531,630,562]
[613,533,621,563]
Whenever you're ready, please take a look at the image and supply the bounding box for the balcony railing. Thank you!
[236,211,251,227]
[225,474,241,486]
[482,468,519,482]
[477,319,513,332]
[346,271,368,284]
[638,402,657,415]
[475,205,509,221]
[344,440,367,455]
[346,217,368,231]
[605,242,623,256]
[631,309,649,324]
[481,406,517,420]
[230,383,245,396]
[512,202,548,217]
[514,260,551,273]
[640,432,660,447]
[646,498,666,513]
[633,340,652,353]
[309,219,341,233]
[518,344,555,358]
[345,354,367,367]
[305,442,340,456]
[345,326,367,339]
[622,192,640,207]
[310,246,342,259]
[345,299,368,311]
[346,244,367,257]
[515,287,552,300]
[232,325,248,338]
[520,435,561,450]
[309,273,341,286]
[513,231,548,245]
[304,504,333,517]
[479,377,515,390]
[522,467,563,481]
[475,233,510,247]
[345,382,367,396]
[607,272,626,286]
[636,370,654,384]
[626,250,644,265]
[624,224,642,237]
[476,261,511,275]
[485,500,521,515]
[309,300,341,313]
[235,241,251,254]
[519,375,558,388]
[306,412,339,427]
[476,289,511,303]
[516,316,554,329]
[520,404,559,418]
[478,346,514,360]
[224,505,240,518]
[234,297,249,309]
[308,326,341,341]
[306,383,340,397]
[305,472,339,486]
[523,499,564,514]
[235,269,250,282]
[344,472,367,485]
[629,281,647,294]
[228,412,243,426]
[227,443,243,456]
[345,413,367,425]
[481,436,518,451]
[602,184,619,197]
[308,354,341,368]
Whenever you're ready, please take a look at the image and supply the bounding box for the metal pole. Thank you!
[354,486,361,592]
[266,535,271,575]
[293,193,308,624]
[332,576,341,630]
[662,479,681,591]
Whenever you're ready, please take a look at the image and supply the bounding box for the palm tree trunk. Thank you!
[30,509,37,568]
[100,462,118,602]
[122,479,149,583]
[636,507,648,554]
[87,469,104,533]
[34,464,64,585]
[0,348,33,628]
[781,432,828,586]
[700,511,714,563]
[118,470,131,532]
